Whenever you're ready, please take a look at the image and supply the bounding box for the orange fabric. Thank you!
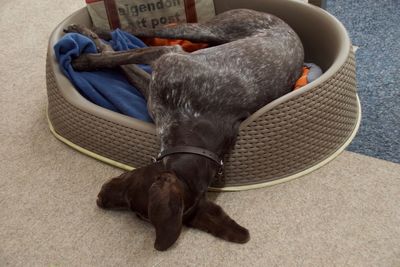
[143,37,209,52]
[294,67,310,90]
[142,23,208,52]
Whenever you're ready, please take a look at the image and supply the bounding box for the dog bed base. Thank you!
[47,96,361,191]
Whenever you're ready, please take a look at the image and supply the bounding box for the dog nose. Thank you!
[96,195,105,208]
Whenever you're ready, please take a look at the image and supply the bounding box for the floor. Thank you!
[0,0,399,266]
[327,0,400,163]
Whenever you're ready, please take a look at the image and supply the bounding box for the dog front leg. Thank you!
[65,24,183,68]
[65,25,182,100]
[185,198,250,244]
[120,64,151,99]
[71,45,182,71]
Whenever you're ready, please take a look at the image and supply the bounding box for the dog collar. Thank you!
[154,145,224,170]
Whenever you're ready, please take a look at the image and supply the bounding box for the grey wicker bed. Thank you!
[46,0,360,191]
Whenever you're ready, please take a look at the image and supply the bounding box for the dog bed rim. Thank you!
[47,93,361,192]
[48,4,350,133]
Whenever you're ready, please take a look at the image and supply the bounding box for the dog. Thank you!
[66,8,304,251]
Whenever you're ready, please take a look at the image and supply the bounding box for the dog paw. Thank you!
[64,24,97,40]
[64,24,84,34]
[225,223,250,244]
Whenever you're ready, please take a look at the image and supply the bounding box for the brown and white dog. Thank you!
[67,8,304,251]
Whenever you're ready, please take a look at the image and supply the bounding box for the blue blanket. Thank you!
[54,29,153,122]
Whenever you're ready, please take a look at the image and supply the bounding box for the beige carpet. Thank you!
[1,0,399,266]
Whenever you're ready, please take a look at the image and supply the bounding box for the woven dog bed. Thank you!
[46,0,360,191]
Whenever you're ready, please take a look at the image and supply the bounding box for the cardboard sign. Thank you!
[86,0,216,30]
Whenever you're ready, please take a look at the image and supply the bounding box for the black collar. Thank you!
[154,145,224,169]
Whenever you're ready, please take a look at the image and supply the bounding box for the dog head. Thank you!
[96,163,187,250]
[97,162,249,251]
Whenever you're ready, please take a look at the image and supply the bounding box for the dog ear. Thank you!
[186,199,250,243]
[148,172,184,251]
